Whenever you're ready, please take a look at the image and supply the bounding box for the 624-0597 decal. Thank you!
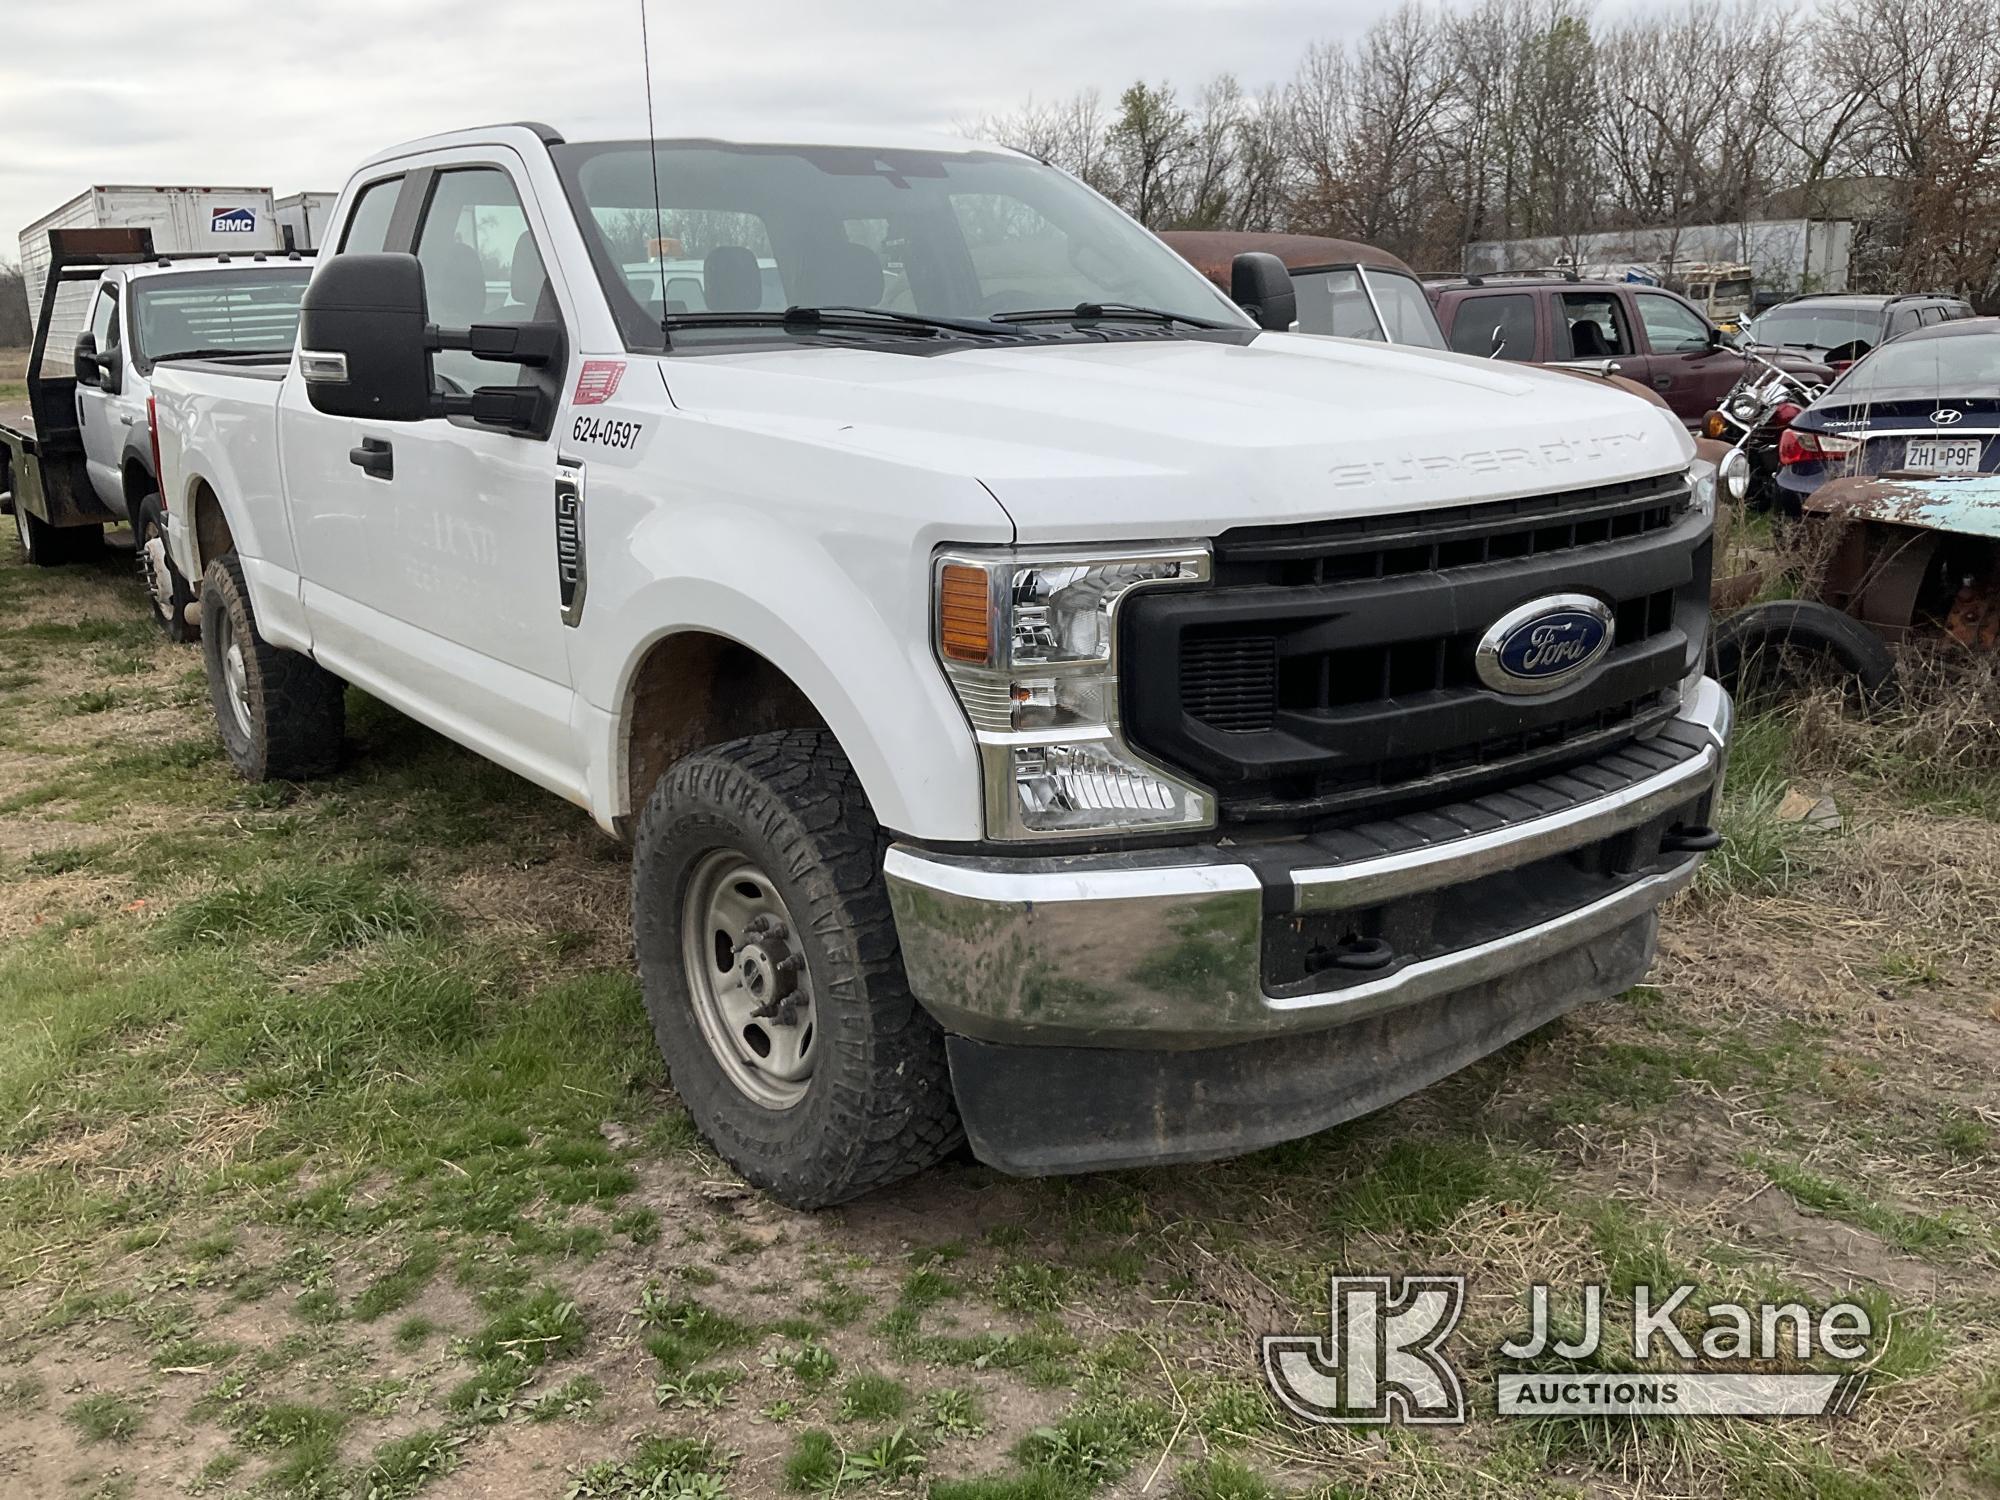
[571,414,643,451]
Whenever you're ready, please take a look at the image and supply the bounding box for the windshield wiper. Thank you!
[991,302,1229,331]
[152,348,276,362]
[658,306,1012,340]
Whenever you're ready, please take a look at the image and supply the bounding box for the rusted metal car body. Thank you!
[1803,473,2000,648]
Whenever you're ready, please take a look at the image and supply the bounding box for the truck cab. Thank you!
[3,228,311,636]
[153,124,1730,1207]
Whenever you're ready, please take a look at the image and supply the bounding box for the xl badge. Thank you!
[1475,594,1613,695]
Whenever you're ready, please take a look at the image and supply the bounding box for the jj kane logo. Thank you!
[1264,1276,1875,1425]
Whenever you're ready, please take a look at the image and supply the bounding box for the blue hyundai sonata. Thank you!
[1777,317,2000,508]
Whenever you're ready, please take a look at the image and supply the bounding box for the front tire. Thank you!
[200,552,345,779]
[136,494,196,642]
[631,730,961,1208]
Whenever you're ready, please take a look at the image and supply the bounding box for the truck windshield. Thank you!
[131,268,313,371]
[1290,266,1445,350]
[551,140,1252,351]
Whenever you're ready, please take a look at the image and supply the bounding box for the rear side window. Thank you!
[1450,293,1536,360]
[340,178,403,255]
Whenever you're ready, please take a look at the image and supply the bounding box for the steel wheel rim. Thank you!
[213,607,254,740]
[141,523,174,620]
[680,849,818,1109]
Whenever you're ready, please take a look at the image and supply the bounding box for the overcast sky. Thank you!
[0,0,1436,258]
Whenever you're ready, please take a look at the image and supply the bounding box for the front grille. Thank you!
[1213,474,1690,588]
[1121,473,1711,830]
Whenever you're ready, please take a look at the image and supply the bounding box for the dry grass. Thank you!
[2,540,1997,1497]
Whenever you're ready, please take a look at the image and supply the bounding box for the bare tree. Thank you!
[0,262,30,348]
[969,0,2000,306]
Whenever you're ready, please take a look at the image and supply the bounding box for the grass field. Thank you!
[0,541,1995,1498]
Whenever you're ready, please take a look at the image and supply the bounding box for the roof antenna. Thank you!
[639,0,669,336]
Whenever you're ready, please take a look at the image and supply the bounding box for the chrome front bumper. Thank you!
[885,678,1733,1050]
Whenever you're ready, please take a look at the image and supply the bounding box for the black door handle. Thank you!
[349,437,394,481]
[1652,376,1673,390]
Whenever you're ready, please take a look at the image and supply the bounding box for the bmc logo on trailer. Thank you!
[211,207,259,233]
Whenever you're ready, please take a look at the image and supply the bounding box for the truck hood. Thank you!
[661,331,1694,543]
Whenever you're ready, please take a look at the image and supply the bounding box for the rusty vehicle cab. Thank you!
[1161,231,1448,349]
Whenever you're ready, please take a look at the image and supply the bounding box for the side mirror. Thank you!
[300,253,437,422]
[97,347,124,395]
[1231,252,1296,331]
[300,253,562,435]
[74,333,100,386]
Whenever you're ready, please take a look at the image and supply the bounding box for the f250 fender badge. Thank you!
[555,460,587,627]
[1475,594,1614,695]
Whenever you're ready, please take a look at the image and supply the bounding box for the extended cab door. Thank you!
[75,282,128,510]
[279,155,581,788]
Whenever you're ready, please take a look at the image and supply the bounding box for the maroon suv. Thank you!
[1427,276,1829,427]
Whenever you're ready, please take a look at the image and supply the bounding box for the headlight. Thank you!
[1686,459,1717,525]
[934,545,1215,839]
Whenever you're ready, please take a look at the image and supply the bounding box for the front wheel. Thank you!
[200,552,346,780]
[631,730,961,1208]
[136,495,196,642]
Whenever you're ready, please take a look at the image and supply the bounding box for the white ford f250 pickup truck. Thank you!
[153,122,1732,1207]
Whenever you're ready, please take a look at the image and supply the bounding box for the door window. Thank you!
[1634,292,1710,353]
[87,286,118,354]
[1559,293,1633,358]
[413,167,554,393]
[339,177,403,255]
[1448,293,1535,360]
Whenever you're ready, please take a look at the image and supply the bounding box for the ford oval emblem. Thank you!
[1475,594,1615,695]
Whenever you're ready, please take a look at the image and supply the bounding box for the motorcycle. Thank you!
[1704,345,1825,512]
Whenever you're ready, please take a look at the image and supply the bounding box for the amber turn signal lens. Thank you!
[1704,411,1727,439]
[939,565,992,663]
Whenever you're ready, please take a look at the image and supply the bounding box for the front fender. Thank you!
[582,544,986,845]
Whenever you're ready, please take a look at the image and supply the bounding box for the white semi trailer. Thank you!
[274,192,339,252]
[19,186,281,348]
